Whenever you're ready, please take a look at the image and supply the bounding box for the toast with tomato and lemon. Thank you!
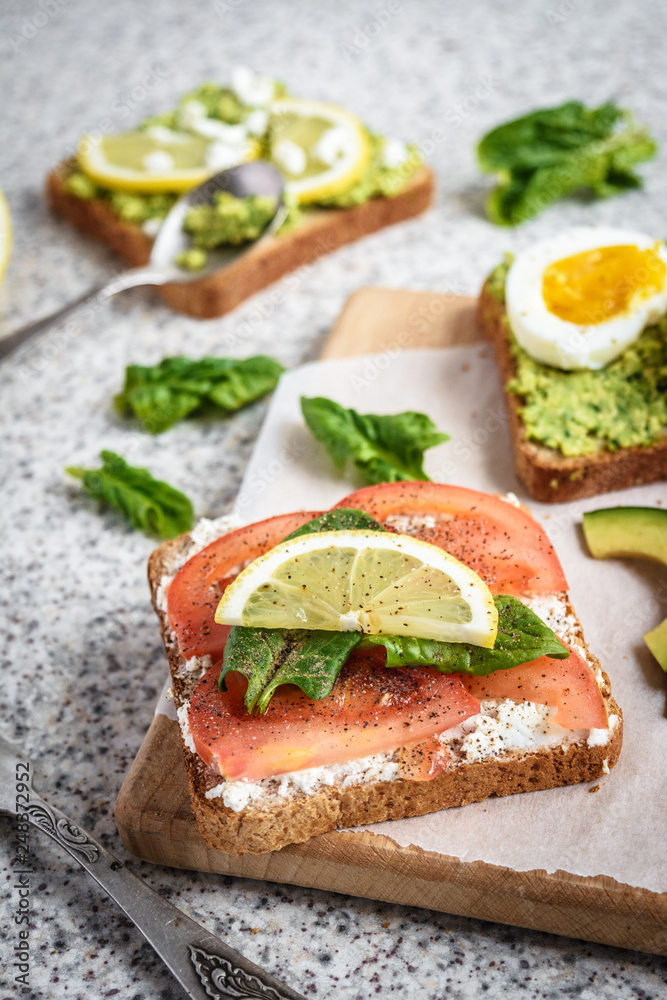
[47,71,433,319]
[148,482,622,856]
[479,227,667,502]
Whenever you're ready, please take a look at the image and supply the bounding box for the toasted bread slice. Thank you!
[147,522,622,857]
[46,162,434,319]
[478,283,667,503]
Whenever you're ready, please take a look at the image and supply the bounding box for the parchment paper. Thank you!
[228,347,667,894]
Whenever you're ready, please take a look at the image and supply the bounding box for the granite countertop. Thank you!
[1,0,667,997]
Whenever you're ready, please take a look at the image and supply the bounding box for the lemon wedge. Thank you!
[0,189,12,282]
[269,98,371,203]
[215,530,499,648]
[77,129,257,193]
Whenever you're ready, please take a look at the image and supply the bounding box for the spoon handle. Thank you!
[25,789,306,1000]
[0,266,166,361]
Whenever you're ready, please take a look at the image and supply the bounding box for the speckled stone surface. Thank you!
[1,1,667,997]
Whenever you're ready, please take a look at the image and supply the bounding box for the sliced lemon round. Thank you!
[77,129,257,193]
[0,189,12,283]
[215,529,499,648]
[269,98,371,204]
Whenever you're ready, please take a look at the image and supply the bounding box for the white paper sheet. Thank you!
[231,347,667,893]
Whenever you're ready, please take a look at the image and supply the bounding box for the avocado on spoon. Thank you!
[0,160,286,361]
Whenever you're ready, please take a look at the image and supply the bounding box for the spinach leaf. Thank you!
[66,450,194,539]
[477,101,657,225]
[284,506,388,540]
[301,396,449,485]
[221,506,386,712]
[114,355,284,433]
[361,595,568,674]
[220,627,363,713]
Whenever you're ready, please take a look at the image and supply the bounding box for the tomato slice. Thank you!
[166,511,320,661]
[335,482,567,596]
[461,642,608,730]
[189,649,481,782]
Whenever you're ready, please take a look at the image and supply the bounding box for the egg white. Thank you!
[505,227,667,370]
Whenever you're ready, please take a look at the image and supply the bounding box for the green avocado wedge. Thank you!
[582,506,667,671]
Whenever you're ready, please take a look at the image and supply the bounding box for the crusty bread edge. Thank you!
[147,531,623,857]
[478,283,667,503]
[46,162,435,319]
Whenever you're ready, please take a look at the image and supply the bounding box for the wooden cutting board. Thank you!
[114,287,667,957]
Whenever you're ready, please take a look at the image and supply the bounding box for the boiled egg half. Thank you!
[505,227,667,370]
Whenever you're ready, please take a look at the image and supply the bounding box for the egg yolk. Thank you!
[542,244,666,325]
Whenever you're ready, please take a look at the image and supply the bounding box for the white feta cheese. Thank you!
[205,139,251,171]
[155,573,174,613]
[191,118,248,143]
[231,66,276,107]
[382,137,409,168]
[145,125,179,143]
[188,513,245,551]
[143,150,175,173]
[587,728,610,747]
[384,513,439,534]
[178,99,207,130]
[459,699,562,763]
[176,702,196,755]
[315,126,352,166]
[206,752,401,811]
[245,108,269,136]
[272,138,307,177]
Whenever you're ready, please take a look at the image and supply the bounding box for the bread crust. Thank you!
[148,529,623,856]
[478,284,667,503]
[46,162,434,319]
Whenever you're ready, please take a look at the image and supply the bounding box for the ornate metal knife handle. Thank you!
[23,790,305,999]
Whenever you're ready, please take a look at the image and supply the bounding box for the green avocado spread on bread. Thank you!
[487,260,667,457]
[63,79,422,240]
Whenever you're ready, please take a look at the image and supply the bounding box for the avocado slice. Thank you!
[582,506,667,673]
[644,617,667,672]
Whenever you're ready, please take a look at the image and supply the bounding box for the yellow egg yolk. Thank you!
[542,244,666,325]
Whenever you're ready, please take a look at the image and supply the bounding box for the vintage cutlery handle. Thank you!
[0,267,165,361]
[25,792,305,1000]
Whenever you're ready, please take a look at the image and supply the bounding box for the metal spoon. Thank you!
[0,160,286,360]
[0,731,306,999]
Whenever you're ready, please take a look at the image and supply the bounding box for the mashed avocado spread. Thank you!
[64,80,422,243]
[487,260,667,457]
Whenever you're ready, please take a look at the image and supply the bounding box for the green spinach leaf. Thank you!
[115,355,284,433]
[301,396,449,485]
[361,595,568,674]
[66,450,194,539]
[477,101,657,225]
[284,506,388,540]
[220,627,363,713]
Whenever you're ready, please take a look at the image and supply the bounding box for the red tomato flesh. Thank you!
[189,649,481,782]
[166,511,320,661]
[461,642,608,730]
[335,482,568,596]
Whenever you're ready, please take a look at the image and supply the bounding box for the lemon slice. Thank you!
[269,98,372,204]
[77,129,256,193]
[0,189,12,282]
[215,530,499,648]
